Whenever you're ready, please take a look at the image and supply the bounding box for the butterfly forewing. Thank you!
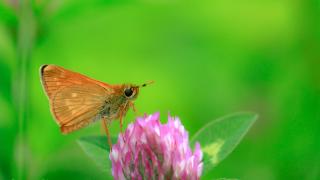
[40,65,113,134]
[41,65,112,97]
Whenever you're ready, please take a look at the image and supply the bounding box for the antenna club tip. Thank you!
[140,80,154,87]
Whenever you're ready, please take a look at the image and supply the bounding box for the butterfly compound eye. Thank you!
[124,88,134,97]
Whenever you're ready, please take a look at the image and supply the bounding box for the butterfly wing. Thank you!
[40,64,112,97]
[40,64,113,134]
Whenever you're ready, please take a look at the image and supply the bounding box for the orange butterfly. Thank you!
[40,64,153,148]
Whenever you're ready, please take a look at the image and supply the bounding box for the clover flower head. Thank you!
[109,112,203,180]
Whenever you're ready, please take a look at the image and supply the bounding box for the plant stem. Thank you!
[16,0,36,179]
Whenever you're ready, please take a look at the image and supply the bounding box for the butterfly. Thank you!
[40,64,153,148]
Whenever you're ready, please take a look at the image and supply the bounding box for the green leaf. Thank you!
[191,112,258,174]
[77,136,117,174]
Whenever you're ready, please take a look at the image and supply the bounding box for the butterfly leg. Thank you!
[118,109,128,144]
[129,101,138,116]
[119,110,124,134]
[102,117,112,151]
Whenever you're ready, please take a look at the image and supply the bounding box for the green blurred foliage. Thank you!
[0,0,319,179]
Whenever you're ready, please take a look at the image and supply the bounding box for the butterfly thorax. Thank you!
[96,83,139,122]
[100,94,130,121]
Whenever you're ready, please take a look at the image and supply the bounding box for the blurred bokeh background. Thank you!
[0,0,319,179]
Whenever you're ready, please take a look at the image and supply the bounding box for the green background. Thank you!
[0,0,319,179]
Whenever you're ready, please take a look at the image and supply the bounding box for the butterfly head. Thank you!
[123,81,154,100]
[123,85,139,100]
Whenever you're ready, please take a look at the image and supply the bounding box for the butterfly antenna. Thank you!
[140,80,154,88]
